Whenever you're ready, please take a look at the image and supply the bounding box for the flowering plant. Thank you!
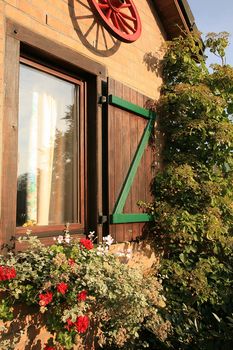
[0,266,16,281]
[0,230,169,349]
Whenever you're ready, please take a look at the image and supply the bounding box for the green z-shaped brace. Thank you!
[108,95,156,224]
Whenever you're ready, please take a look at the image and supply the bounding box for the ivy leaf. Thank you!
[194,318,198,331]
[179,253,185,263]
[227,103,233,114]
[212,312,221,322]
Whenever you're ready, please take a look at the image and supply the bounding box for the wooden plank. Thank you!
[112,112,156,215]
[79,81,86,227]
[137,93,147,206]
[108,78,116,240]
[6,19,107,78]
[86,78,98,236]
[96,76,104,242]
[122,84,132,241]
[114,80,124,243]
[0,35,20,248]
[16,224,85,236]
[173,0,190,33]
[153,0,191,39]
[129,88,139,240]
[16,227,85,238]
[145,140,153,203]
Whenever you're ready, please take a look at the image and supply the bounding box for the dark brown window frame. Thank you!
[1,19,107,247]
[17,57,85,235]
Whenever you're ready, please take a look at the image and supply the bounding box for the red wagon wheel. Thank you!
[87,0,142,43]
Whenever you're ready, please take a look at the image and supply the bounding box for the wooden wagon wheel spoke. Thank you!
[87,0,141,43]
[98,3,110,8]
[106,8,112,19]
[119,3,131,8]
[111,12,120,30]
[118,13,135,34]
[116,14,130,34]
[117,13,135,32]
[119,12,136,22]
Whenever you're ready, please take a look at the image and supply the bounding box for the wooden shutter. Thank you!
[105,78,156,242]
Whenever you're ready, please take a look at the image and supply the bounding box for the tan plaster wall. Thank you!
[110,241,159,271]
[0,0,166,99]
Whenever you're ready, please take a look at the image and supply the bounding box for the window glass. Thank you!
[17,64,79,226]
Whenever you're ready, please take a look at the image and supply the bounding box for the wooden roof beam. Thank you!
[153,0,198,39]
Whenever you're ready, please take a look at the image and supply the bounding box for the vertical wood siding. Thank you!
[107,78,154,242]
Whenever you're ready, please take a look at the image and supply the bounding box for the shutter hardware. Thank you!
[99,95,107,104]
[98,214,108,224]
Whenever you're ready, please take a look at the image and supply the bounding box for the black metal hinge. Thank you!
[98,214,108,224]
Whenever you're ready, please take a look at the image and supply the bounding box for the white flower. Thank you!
[103,234,114,246]
[96,245,104,256]
[115,250,125,257]
[88,231,95,240]
[126,248,132,258]
[57,235,64,244]
[64,234,71,244]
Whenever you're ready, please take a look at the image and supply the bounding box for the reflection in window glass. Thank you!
[17,64,79,226]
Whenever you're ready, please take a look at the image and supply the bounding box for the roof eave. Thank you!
[153,0,199,39]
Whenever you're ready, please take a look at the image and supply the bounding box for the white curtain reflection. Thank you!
[26,93,58,225]
[26,92,38,222]
[17,63,78,227]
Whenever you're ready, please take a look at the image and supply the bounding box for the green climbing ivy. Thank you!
[146,32,233,349]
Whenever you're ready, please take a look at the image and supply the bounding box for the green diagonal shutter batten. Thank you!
[108,94,156,224]
[109,94,151,119]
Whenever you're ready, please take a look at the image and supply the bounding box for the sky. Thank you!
[187,0,233,66]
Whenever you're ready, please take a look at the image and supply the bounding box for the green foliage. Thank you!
[0,300,13,321]
[161,32,207,88]
[147,32,233,349]
[0,234,168,349]
[205,32,229,65]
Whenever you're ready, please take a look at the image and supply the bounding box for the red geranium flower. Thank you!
[39,291,53,306]
[68,258,75,266]
[0,266,16,281]
[57,282,68,295]
[77,290,87,302]
[80,238,93,250]
[75,315,89,333]
[44,345,56,350]
[65,318,74,331]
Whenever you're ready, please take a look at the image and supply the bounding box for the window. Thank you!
[16,58,85,233]
[1,24,105,246]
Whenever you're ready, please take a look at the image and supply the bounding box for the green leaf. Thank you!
[179,253,185,263]
[212,312,221,322]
